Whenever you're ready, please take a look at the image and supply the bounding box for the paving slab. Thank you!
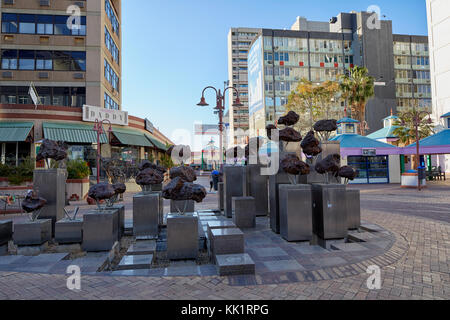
[26,253,69,265]
[252,247,289,258]
[348,232,381,242]
[263,259,305,272]
[331,243,368,252]
[216,253,255,276]
[110,269,150,276]
[311,256,347,267]
[126,241,156,256]
[292,245,329,254]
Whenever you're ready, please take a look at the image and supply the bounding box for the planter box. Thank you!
[66,178,90,201]
[0,177,33,190]
[401,173,426,188]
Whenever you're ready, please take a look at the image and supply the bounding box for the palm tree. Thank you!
[339,66,375,136]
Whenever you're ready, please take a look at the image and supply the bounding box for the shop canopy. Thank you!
[111,129,153,147]
[404,129,450,155]
[0,122,33,142]
[330,134,401,157]
[145,134,169,151]
[43,122,108,144]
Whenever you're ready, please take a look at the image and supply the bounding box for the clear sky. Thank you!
[122,0,428,145]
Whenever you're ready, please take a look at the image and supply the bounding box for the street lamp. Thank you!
[93,119,113,184]
[197,86,243,166]
[400,109,433,191]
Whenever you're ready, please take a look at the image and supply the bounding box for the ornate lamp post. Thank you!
[197,86,243,166]
[93,119,112,184]
[400,109,433,191]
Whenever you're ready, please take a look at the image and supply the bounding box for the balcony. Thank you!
[396,92,413,98]
[394,64,412,70]
[413,79,431,85]
[395,78,411,84]
[412,65,430,71]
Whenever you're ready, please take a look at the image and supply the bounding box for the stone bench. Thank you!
[232,196,256,228]
[211,228,244,259]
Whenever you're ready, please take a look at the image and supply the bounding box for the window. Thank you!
[37,87,51,105]
[19,51,35,70]
[104,59,119,91]
[105,26,120,64]
[2,13,18,33]
[104,92,119,110]
[19,14,35,34]
[37,15,53,35]
[53,51,71,71]
[71,51,86,71]
[52,87,70,106]
[36,51,52,70]
[0,86,85,107]
[105,0,120,35]
[54,16,71,35]
[0,86,17,104]
[71,16,86,36]
[1,50,18,70]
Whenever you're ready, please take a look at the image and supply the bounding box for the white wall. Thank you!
[427,0,450,173]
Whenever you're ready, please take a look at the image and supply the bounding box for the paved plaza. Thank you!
[0,178,449,300]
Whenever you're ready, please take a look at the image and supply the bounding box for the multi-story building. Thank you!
[0,0,171,169]
[245,11,430,138]
[227,28,259,147]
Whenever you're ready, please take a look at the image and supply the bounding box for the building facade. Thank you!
[0,0,171,170]
[245,11,430,139]
[426,0,450,173]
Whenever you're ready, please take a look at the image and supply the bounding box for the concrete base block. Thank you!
[13,219,52,246]
[0,244,7,256]
[16,242,49,256]
[133,193,159,238]
[206,221,237,254]
[170,200,195,214]
[211,228,244,258]
[82,210,119,252]
[216,253,255,276]
[218,182,224,212]
[279,184,313,242]
[311,184,348,240]
[346,189,361,230]
[33,169,66,236]
[224,166,245,218]
[126,240,156,256]
[0,220,13,246]
[117,254,153,270]
[244,164,269,217]
[104,205,125,239]
[167,212,198,260]
[232,196,256,228]
[55,218,83,244]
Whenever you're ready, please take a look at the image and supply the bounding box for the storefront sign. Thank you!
[362,149,377,156]
[145,118,154,133]
[83,105,128,126]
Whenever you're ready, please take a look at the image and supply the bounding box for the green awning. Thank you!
[112,129,153,147]
[0,122,33,142]
[43,122,108,144]
[145,134,168,151]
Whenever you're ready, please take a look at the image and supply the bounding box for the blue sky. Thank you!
[122,0,428,144]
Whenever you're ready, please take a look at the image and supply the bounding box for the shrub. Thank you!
[0,163,12,177]
[4,157,34,185]
[67,159,91,180]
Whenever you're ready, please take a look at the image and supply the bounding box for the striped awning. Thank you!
[145,134,168,151]
[112,129,153,147]
[43,122,108,144]
[0,122,33,142]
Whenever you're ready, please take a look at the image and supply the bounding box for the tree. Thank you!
[339,66,375,136]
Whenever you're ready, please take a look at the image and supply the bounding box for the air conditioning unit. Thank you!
[2,71,13,78]
[38,72,49,79]
[75,1,85,8]
[73,73,84,79]
[3,0,14,5]
[39,0,50,7]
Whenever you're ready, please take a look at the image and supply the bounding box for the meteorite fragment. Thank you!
[337,165,358,180]
[281,154,310,175]
[266,124,278,140]
[279,127,302,142]
[138,160,167,175]
[88,183,116,201]
[301,131,322,157]
[136,168,164,186]
[313,120,338,132]
[22,190,47,213]
[36,139,68,163]
[162,177,207,203]
[315,154,341,175]
[169,166,197,182]
[278,111,300,126]
[112,182,126,195]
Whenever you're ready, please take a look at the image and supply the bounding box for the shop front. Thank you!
[0,122,34,166]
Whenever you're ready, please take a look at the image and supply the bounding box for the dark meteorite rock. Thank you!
[112,183,126,195]
[169,166,197,182]
[313,120,338,132]
[136,168,164,186]
[301,131,322,156]
[315,154,341,175]
[226,146,244,159]
[36,139,68,162]
[138,160,167,175]
[245,137,264,158]
[337,166,358,180]
[279,127,302,142]
[88,183,116,201]
[266,124,278,140]
[278,111,300,126]
[162,177,207,203]
[281,154,310,175]
[21,191,47,213]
